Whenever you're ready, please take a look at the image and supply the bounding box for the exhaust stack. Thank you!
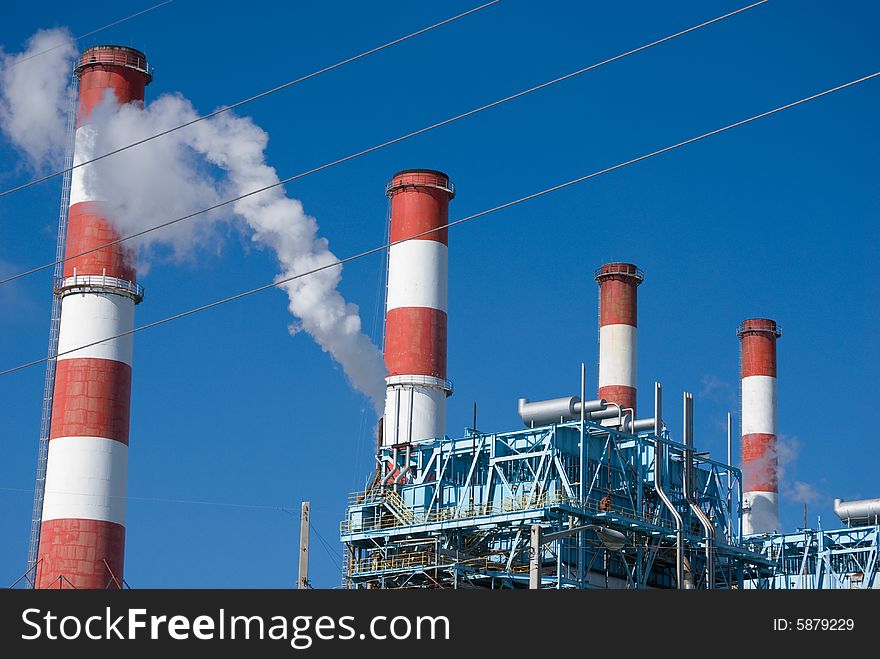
[738,318,781,535]
[35,46,151,589]
[595,263,643,416]
[382,170,454,446]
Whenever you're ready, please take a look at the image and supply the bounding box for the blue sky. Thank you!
[1,0,877,588]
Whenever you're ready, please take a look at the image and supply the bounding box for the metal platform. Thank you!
[341,383,775,589]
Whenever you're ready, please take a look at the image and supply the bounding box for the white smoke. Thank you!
[775,435,822,505]
[0,29,77,170]
[0,30,387,413]
[745,434,822,505]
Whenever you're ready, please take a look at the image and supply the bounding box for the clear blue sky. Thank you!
[1,0,877,588]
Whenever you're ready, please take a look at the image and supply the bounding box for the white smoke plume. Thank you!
[744,434,822,505]
[775,435,822,504]
[0,29,77,171]
[0,30,387,413]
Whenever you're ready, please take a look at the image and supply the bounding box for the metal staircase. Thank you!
[383,490,417,525]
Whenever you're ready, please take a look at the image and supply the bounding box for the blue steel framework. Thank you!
[744,525,880,589]
[341,383,776,589]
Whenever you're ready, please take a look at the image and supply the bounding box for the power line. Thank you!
[0,0,503,199]
[310,520,343,571]
[0,0,768,288]
[3,1,174,69]
[0,485,341,514]
[1,69,876,379]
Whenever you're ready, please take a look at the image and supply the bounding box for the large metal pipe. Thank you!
[682,392,715,588]
[586,406,623,421]
[517,396,606,427]
[650,383,683,588]
[630,417,659,433]
[834,498,880,526]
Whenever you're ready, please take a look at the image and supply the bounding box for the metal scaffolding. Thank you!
[743,525,880,589]
[341,383,775,589]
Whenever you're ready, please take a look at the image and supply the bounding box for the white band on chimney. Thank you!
[383,384,447,445]
[741,375,776,436]
[386,240,448,313]
[743,491,778,535]
[56,293,135,366]
[41,436,128,525]
[598,323,636,388]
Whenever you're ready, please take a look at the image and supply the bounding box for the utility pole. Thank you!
[297,501,310,589]
[529,523,626,589]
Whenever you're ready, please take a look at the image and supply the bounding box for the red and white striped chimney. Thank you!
[382,170,454,446]
[738,318,781,535]
[35,46,151,589]
[595,263,643,417]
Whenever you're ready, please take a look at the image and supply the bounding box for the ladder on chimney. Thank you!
[24,74,78,587]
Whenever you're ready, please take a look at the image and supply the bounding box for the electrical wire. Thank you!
[0,0,768,287]
[0,68,876,379]
[309,520,344,571]
[281,507,344,572]
[3,1,175,69]
[0,0,503,199]
[0,485,340,514]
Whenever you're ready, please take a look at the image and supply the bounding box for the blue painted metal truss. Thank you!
[340,417,774,589]
[743,524,880,589]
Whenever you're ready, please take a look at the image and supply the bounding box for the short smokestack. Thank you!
[382,170,454,445]
[738,318,781,534]
[36,46,152,589]
[595,263,643,416]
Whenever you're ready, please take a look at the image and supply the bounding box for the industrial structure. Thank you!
[29,46,152,589]
[382,170,455,448]
[595,263,642,415]
[338,171,880,590]
[16,44,876,590]
[738,318,781,535]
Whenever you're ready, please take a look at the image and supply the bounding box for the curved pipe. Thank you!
[588,403,623,428]
[682,392,715,589]
[834,497,880,526]
[518,396,607,427]
[651,383,683,588]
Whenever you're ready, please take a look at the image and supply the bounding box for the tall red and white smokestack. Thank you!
[382,170,454,446]
[739,318,781,535]
[595,263,643,416]
[35,46,151,589]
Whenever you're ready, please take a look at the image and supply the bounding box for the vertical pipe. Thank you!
[727,412,733,543]
[652,382,683,588]
[36,46,151,590]
[471,401,476,510]
[579,362,586,589]
[683,392,715,588]
[383,170,454,446]
[738,318,781,534]
[595,263,643,415]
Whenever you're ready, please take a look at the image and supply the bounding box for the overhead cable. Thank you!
[1,68,876,378]
[3,0,175,69]
[0,0,504,198]
[0,0,768,287]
